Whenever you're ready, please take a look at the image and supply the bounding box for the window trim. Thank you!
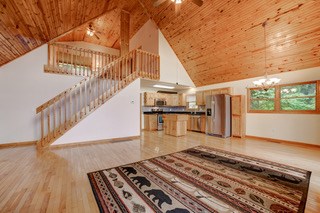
[247,80,320,114]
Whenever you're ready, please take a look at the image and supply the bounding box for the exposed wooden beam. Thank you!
[120,10,130,56]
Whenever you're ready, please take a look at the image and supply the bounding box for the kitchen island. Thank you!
[162,114,188,137]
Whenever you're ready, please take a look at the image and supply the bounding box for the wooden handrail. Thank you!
[37,47,160,148]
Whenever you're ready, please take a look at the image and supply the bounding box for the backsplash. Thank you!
[142,106,186,112]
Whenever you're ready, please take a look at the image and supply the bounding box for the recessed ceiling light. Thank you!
[153,84,175,89]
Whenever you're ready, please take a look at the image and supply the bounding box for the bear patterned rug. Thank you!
[87,146,311,213]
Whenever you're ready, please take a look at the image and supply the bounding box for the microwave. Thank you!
[154,99,167,106]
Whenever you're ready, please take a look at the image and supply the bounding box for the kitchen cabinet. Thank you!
[179,93,186,106]
[231,95,246,138]
[200,115,206,133]
[144,114,158,131]
[196,91,204,106]
[220,87,233,95]
[163,114,188,136]
[171,94,179,106]
[187,115,191,130]
[144,92,157,106]
[203,90,212,103]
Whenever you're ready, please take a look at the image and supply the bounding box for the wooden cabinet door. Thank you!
[179,94,186,106]
[172,94,179,106]
[149,114,158,130]
[220,87,233,95]
[203,90,211,104]
[231,95,246,138]
[196,91,204,106]
[211,89,220,95]
[144,92,154,106]
[187,115,191,130]
[200,115,206,132]
[232,116,241,137]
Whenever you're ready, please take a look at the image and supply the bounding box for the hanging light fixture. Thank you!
[86,24,95,37]
[253,21,281,91]
[171,0,183,4]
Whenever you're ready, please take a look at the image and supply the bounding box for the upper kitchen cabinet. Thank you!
[179,94,186,106]
[196,87,233,106]
[144,92,156,106]
[196,91,204,106]
[143,92,187,106]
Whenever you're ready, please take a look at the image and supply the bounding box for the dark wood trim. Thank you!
[0,141,36,149]
[246,135,320,149]
[49,136,140,149]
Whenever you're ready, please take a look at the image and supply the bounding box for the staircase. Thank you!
[36,44,160,148]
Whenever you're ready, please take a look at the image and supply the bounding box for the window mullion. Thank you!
[275,85,280,112]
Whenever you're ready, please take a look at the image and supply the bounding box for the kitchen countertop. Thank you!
[143,111,205,115]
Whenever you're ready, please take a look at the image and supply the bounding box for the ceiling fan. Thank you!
[86,24,100,40]
[153,0,203,15]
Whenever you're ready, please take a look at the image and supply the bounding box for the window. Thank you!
[248,81,320,114]
[186,94,198,110]
[250,88,275,111]
[280,83,316,111]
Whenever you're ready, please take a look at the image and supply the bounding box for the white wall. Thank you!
[53,79,141,145]
[0,45,82,144]
[129,19,159,54]
[192,67,320,145]
[57,41,120,56]
[158,31,195,87]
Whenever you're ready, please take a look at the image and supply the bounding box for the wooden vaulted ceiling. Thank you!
[1,0,320,86]
[0,0,148,66]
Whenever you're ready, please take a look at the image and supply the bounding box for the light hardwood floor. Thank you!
[1,131,319,212]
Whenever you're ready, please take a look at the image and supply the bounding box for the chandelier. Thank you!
[253,21,281,90]
[86,24,95,37]
[171,0,182,4]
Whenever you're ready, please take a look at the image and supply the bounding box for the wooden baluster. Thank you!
[59,100,62,133]
[41,111,44,141]
[89,78,92,111]
[47,107,51,143]
[79,82,82,119]
[69,91,72,125]
[75,88,78,122]
[53,101,56,138]
[51,44,54,68]
[74,48,77,75]
[64,93,67,130]
[84,80,87,115]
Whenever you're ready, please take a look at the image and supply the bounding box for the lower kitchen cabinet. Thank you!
[200,115,206,132]
[163,114,188,136]
[144,114,158,131]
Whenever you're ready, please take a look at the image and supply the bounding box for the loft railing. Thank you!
[45,43,118,76]
[36,48,160,147]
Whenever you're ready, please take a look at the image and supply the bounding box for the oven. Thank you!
[157,114,163,131]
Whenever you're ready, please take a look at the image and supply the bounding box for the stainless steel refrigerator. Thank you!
[205,94,231,138]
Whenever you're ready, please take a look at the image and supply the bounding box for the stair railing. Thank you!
[45,43,118,77]
[36,49,159,147]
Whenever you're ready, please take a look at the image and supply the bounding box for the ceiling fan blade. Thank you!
[192,0,203,7]
[94,33,100,40]
[153,0,168,7]
[175,3,181,16]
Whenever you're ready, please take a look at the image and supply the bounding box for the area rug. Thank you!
[87,146,311,213]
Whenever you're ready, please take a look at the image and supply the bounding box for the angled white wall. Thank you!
[158,31,195,87]
[52,79,141,145]
[0,44,82,144]
[129,19,195,87]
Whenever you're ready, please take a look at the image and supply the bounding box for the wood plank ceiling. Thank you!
[0,0,148,66]
[143,0,320,86]
[1,0,319,86]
